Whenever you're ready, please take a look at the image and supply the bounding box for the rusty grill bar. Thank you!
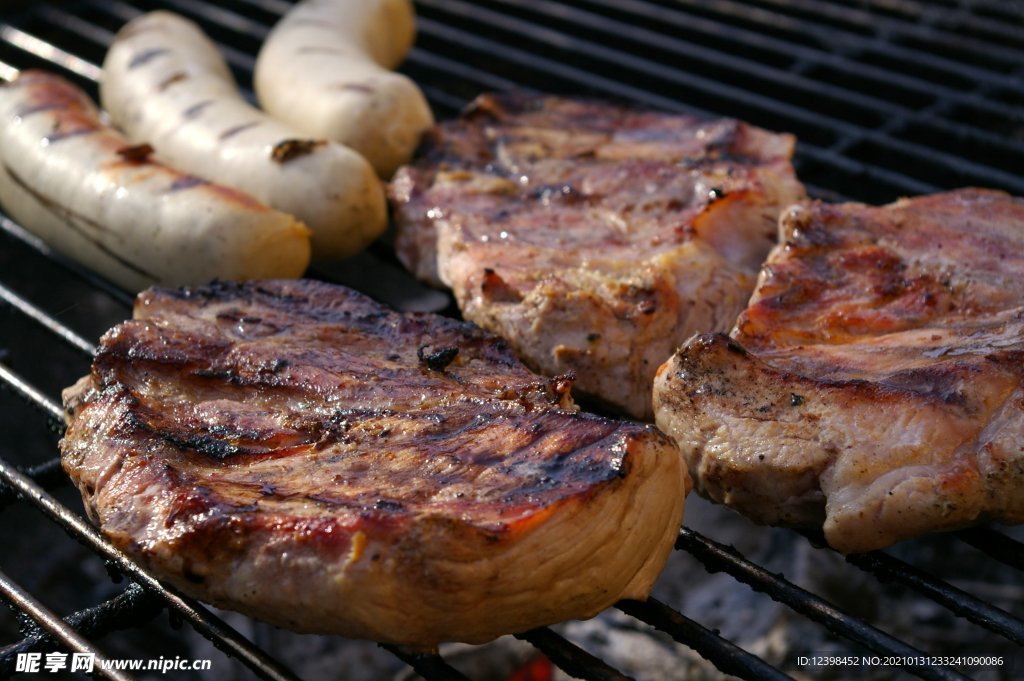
[1,1,1023,680]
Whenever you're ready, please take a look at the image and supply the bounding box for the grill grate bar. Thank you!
[516,627,633,681]
[0,458,65,509]
[405,47,519,96]
[381,646,474,681]
[159,0,271,40]
[0,23,101,81]
[757,0,1024,63]
[957,528,1024,572]
[0,214,134,307]
[669,0,1022,88]
[844,550,1024,644]
[577,0,1022,122]
[20,458,65,488]
[417,0,866,142]
[0,569,134,681]
[413,14,712,119]
[34,4,116,52]
[0,282,96,358]
[0,456,305,681]
[60,0,253,83]
[675,528,970,681]
[489,0,908,121]
[0,582,163,674]
[0,362,65,424]
[617,598,793,681]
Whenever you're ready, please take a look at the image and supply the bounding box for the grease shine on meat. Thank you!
[61,280,688,645]
[654,189,1024,553]
[391,93,805,418]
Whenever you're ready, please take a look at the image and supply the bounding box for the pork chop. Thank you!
[61,279,687,645]
[390,93,805,418]
[654,189,1024,553]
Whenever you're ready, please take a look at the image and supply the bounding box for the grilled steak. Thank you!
[391,93,804,418]
[654,189,1024,553]
[61,279,687,645]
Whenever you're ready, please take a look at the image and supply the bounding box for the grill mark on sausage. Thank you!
[332,83,374,94]
[218,121,260,141]
[168,175,209,192]
[182,100,214,120]
[129,47,169,69]
[296,46,347,55]
[43,127,99,144]
[158,71,189,91]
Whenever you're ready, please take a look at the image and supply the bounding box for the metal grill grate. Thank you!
[1,1,1023,679]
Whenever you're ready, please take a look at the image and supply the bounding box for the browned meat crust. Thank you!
[61,279,687,645]
[390,93,804,418]
[654,189,1024,553]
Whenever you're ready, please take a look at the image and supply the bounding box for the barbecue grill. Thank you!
[1,1,1023,679]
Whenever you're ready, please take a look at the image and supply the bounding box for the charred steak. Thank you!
[390,93,805,419]
[654,189,1024,553]
[61,280,687,645]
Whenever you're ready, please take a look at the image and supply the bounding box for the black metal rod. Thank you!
[675,528,970,681]
[579,0,1021,121]
[381,646,474,681]
[21,458,66,488]
[956,528,1024,572]
[414,15,712,119]
[516,628,634,681]
[0,457,305,681]
[416,0,856,138]
[0,282,96,357]
[667,0,1022,88]
[0,216,134,308]
[761,0,1024,60]
[0,457,66,508]
[0,582,162,668]
[0,569,134,681]
[845,550,1024,644]
[618,598,793,681]
[35,4,116,47]
[0,362,65,423]
[496,0,910,119]
[0,23,102,80]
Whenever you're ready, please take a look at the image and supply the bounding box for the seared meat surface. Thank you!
[654,189,1024,553]
[391,93,804,418]
[61,280,687,645]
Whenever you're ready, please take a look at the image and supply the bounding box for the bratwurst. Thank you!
[0,70,310,291]
[101,11,386,260]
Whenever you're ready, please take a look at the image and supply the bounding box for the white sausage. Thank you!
[101,11,386,261]
[0,70,311,292]
[254,0,434,178]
